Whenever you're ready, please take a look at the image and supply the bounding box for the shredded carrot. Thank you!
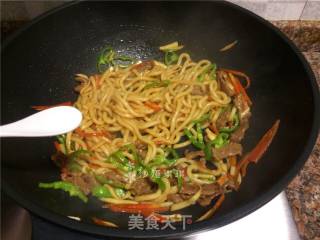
[92,217,118,228]
[217,174,230,186]
[75,128,111,138]
[209,123,218,134]
[237,120,280,177]
[219,40,238,52]
[108,203,168,215]
[228,156,237,167]
[228,73,252,106]
[144,101,161,112]
[197,194,225,221]
[94,74,102,88]
[31,101,72,111]
[131,60,154,72]
[221,68,251,89]
[54,141,61,152]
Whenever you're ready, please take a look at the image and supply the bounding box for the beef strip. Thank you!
[167,193,184,203]
[130,178,155,196]
[132,60,154,73]
[180,182,200,195]
[234,94,251,119]
[230,117,250,142]
[201,183,221,196]
[185,150,205,160]
[216,110,231,129]
[61,172,98,195]
[197,183,222,206]
[135,141,147,159]
[217,71,235,97]
[191,85,205,95]
[212,142,242,160]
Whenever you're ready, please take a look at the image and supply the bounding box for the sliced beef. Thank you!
[216,110,231,129]
[191,85,205,95]
[167,193,184,203]
[197,183,222,206]
[132,60,154,73]
[212,142,242,160]
[185,150,205,160]
[135,141,147,159]
[103,170,127,185]
[217,71,235,97]
[201,183,221,196]
[180,182,200,195]
[234,94,251,119]
[231,117,250,142]
[130,178,155,196]
[61,172,98,195]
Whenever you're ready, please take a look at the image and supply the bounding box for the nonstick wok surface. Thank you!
[1,1,319,238]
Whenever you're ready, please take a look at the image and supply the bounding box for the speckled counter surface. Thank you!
[271,21,320,240]
[2,20,320,240]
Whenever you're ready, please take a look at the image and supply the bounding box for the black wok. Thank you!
[1,1,319,239]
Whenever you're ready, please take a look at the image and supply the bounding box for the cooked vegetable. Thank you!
[237,120,280,176]
[145,80,171,90]
[39,181,88,203]
[31,101,72,111]
[92,185,112,198]
[164,51,179,65]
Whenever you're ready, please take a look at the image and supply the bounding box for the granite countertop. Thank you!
[271,21,320,240]
[1,20,320,240]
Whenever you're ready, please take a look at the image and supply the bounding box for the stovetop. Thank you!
[1,192,300,240]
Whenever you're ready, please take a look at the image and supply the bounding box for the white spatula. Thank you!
[0,106,82,137]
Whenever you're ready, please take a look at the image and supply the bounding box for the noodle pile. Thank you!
[40,41,275,224]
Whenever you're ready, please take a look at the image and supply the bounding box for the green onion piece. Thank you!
[107,157,131,172]
[172,169,183,191]
[94,175,125,189]
[115,188,126,198]
[212,133,229,148]
[165,148,179,159]
[144,166,165,191]
[220,114,240,133]
[164,51,179,65]
[67,149,90,172]
[196,123,205,146]
[56,134,68,154]
[184,129,204,149]
[97,46,115,73]
[144,80,171,90]
[209,63,217,80]
[92,185,112,198]
[204,142,213,161]
[39,181,88,203]
[192,113,211,125]
[197,64,217,82]
[125,144,143,165]
[115,55,134,62]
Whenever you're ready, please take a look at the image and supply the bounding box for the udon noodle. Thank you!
[39,42,279,224]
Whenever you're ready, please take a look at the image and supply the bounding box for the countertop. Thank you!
[1,20,320,240]
[272,20,320,240]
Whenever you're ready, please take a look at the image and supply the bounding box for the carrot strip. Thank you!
[54,141,61,152]
[237,120,280,177]
[92,217,118,228]
[75,128,111,138]
[221,68,251,89]
[209,123,219,134]
[108,204,168,215]
[31,101,72,111]
[144,101,161,112]
[196,194,225,221]
[229,74,252,106]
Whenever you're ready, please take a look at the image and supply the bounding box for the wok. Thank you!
[1,1,319,238]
